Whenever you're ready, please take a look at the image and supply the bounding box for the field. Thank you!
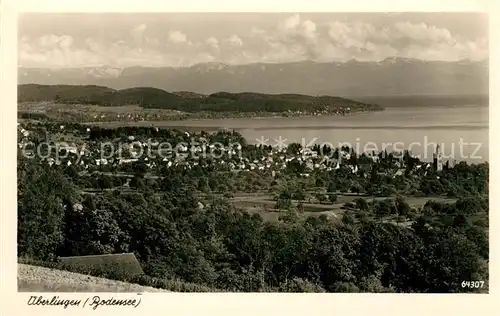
[18,102,186,123]
[221,193,457,222]
[79,184,458,223]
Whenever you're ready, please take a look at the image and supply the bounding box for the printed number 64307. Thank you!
[461,281,485,288]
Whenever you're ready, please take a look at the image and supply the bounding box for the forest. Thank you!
[17,124,489,293]
[17,84,383,113]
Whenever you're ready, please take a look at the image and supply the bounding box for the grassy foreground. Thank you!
[18,264,169,292]
[18,258,218,292]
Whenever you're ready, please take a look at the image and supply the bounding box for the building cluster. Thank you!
[17,122,450,179]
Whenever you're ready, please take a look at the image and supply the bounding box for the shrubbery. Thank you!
[17,125,489,293]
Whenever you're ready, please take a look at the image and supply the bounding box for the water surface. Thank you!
[156,105,489,162]
[95,104,489,162]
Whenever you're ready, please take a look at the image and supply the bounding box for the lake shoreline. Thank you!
[74,105,488,163]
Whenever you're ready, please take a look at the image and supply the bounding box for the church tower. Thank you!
[434,145,443,171]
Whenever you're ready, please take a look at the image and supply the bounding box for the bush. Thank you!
[279,278,326,293]
[455,197,484,215]
[331,282,360,293]
[354,198,368,211]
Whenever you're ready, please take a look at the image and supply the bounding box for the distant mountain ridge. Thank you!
[18,57,489,97]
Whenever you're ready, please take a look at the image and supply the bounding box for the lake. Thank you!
[95,102,489,163]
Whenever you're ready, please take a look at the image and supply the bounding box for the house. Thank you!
[350,165,359,174]
[95,159,108,166]
[119,158,138,164]
[393,169,405,178]
[62,146,78,154]
[58,253,145,277]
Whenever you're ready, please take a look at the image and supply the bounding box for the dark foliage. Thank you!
[18,84,384,113]
[17,123,488,293]
[18,156,488,293]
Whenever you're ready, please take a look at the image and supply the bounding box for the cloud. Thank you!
[393,21,454,44]
[145,37,160,47]
[168,30,188,44]
[250,27,266,36]
[33,34,74,50]
[130,24,147,45]
[279,14,301,30]
[132,23,147,33]
[85,37,101,52]
[266,15,487,62]
[18,14,488,68]
[205,36,219,49]
[321,19,487,62]
[226,34,243,47]
[259,14,322,60]
[58,35,74,49]
[277,14,318,41]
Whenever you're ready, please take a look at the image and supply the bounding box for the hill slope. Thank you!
[18,84,383,113]
[18,264,169,292]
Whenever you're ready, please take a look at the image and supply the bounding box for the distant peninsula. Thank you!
[17,84,384,123]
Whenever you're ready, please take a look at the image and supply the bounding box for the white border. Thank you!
[1,1,498,315]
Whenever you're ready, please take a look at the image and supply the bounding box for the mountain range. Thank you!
[18,57,489,97]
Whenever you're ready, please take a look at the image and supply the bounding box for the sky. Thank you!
[18,12,489,68]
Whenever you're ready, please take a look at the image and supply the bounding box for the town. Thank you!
[18,120,461,197]
[17,116,489,294]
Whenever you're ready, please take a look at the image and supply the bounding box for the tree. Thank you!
[98,176,113,190]
[130,175,145,189]
[279,278,326,293]
[276,197,292,210]
[464,225,488,259]
[292,190,306,202]
[331,282,360,293]
[328,194,338,204]
[297,202,304,213]
[18,166,75,260]
[287,143,302,154]
[341,212,355,226]
[420,232,482,292]
[316,193,327,204]
[315,177,325,188]
[374,199,394,217]
[453,214,468,228]
[62,207,128,257]
[64,165,80,180]
[327,181,337,193]
[395,195,411,216]
[354,198,368,211]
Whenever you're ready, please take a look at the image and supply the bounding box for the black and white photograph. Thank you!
[14,11,490,295]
